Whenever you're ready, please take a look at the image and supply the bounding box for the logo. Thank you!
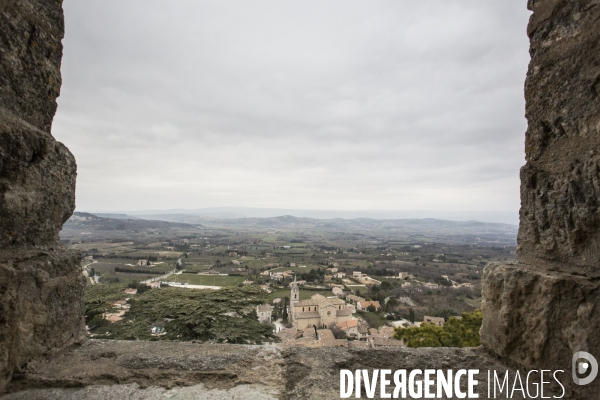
[572,351,598,386]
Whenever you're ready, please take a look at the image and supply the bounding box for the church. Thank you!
[289,276,354,330]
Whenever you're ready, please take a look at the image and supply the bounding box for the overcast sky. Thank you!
[54,1,531,214]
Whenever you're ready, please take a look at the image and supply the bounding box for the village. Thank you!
[68,212,512,343]
[93,262,461,344]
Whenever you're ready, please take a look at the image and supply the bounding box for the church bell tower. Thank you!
[291,275,299,301]
[290,275,299,320]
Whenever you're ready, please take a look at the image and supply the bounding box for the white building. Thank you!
[257,304,273,323]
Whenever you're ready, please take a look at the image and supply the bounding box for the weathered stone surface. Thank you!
[0,249,87,393]
[1,341,563,399]
[4,341,286,396]
[0,0,76,248]
[0,110,77,247]
[0,0,64,133]
[0,0,84,393]
[481,2,600,397]
[481,262,600,398]
[517,0,600,275]
[1,383,280,400]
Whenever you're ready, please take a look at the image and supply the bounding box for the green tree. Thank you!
[282,297,289,322]
[395,310,483,348]
[398,323,444,347]
[385,297,398,311]
[95,286,279,344]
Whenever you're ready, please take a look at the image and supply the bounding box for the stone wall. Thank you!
[0,0,86,392]
[481,0,600,398]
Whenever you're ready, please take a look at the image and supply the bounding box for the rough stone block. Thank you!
[0,110,77,247]
[517,0,600,274]
[481,262,600,398]
[0,248,86,393]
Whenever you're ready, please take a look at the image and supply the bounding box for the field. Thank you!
[66,211,516,322]
[270,265,324,274]
[164,274,246,287]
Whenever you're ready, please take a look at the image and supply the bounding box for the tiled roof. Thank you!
[358,301,381,308]
[317,329,335,341]
[336,320,358,329]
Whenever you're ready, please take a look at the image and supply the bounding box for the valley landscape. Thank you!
[63,212,515,344]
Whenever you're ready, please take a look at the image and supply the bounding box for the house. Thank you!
[151,325,166,336]
[260,270,270,276]
[232,260,241,265]
[137,259,149,267]
[112,300,128,309]
[344,304,356,313]
[398,272,409,279]
[290,263,296,267]
[352,271,364,279]
[270,273,283,281]
[103,310,126,323]
[326,267,338,273]
[260,284,272,293]
[124,288,137,295]
[257,304,273,323]
[423,282,440,290]
[282,246,291,250]
[346,295,365,305]
[324,275,333,282]
[288,280,306,288]
[332,287,345,297]
[356,300,381,311]
[336,320,359,337]
[423,316,445,327]
[357,323,369,339]
[335,272,346,279]
[242,280,254,286]
[146,281,160,289]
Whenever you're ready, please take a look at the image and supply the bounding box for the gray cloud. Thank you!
[55,1,531,213]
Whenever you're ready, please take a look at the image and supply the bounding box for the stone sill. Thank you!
[1,339,561,400]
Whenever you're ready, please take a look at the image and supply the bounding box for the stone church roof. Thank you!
[336,309,352,317]
[296,312,321,319]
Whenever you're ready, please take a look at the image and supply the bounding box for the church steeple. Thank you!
[291,274,299,301]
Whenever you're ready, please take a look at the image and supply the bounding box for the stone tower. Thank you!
[290,275,299,320]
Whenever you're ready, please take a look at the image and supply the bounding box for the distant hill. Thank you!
[124,213,517,245]
[65,212,202,231]
[120,207,519,225]
[93,213,139,220]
